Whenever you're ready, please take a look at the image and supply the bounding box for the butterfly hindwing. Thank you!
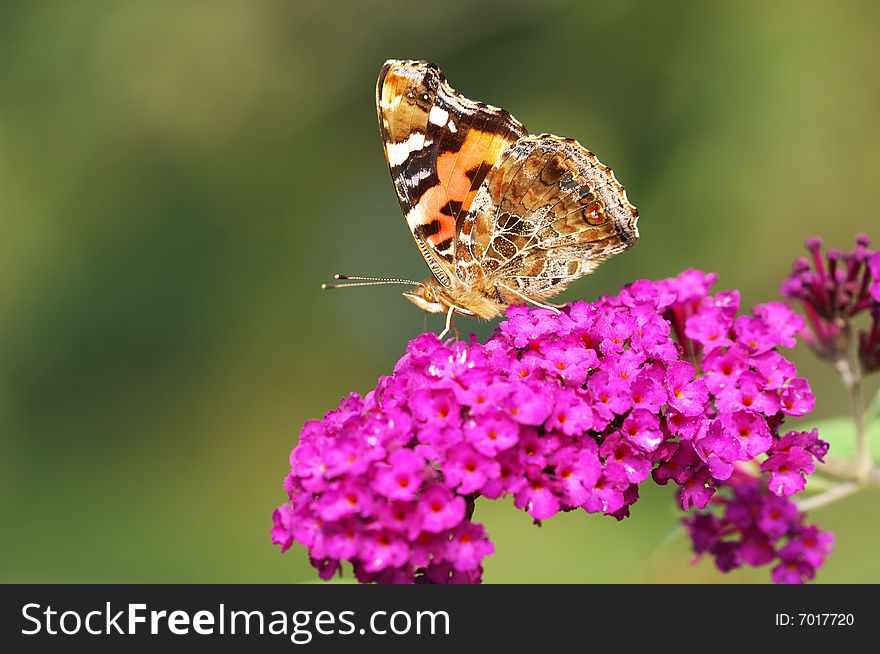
[456,134,639,302]
[377,60,527,287]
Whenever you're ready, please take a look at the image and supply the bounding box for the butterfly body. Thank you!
[376,59,639,329]
[403,277,503,319]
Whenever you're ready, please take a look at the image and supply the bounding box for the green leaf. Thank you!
[807,416,880,464]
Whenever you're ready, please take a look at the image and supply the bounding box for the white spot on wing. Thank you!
[386,133,429,166]
[429,106,449,126]
[405,206,423,229]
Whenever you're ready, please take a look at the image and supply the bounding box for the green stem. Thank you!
[796,481,859,512]
[820,457,880,483]
[833,322,871,483]
[852,377,871,483]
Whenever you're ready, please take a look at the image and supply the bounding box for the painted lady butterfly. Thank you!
[328,60,639,337]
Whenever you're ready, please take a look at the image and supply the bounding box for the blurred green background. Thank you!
[2,0,879,583]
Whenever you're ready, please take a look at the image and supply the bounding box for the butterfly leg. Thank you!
[438,304,456,340]
[497,283,562,314]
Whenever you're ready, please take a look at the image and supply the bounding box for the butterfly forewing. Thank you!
[377,60,527,286]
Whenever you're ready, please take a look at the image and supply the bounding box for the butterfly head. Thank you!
[402,278,448,314]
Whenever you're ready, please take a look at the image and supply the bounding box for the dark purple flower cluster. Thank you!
[685,480,834,583]
[781,234,880,372]
[273,270,826,583]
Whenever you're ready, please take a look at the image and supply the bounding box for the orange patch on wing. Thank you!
[416,186,457,246]
[380,72,403,104]
[418,130,511,247]
[383,71,403,86]
[439,130,509,208]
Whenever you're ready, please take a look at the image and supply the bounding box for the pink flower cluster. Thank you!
[272,392,490,584]
[652,272,823,503]
[685,480,834,583]
[782,234,880,372]
[273,270,828,583]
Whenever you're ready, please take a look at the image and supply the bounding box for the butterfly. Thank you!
[327,59,639,338]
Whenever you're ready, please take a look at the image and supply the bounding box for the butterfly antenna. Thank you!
[321,274,420,290]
